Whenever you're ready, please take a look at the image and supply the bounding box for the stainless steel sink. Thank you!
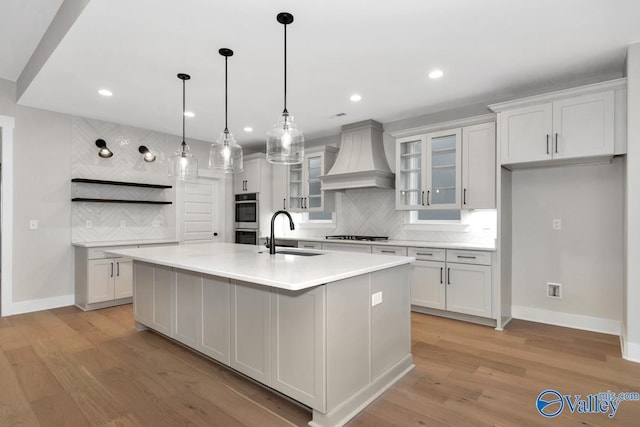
[258,250,323,256]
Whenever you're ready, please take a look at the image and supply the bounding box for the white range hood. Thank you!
[320,120,394,190]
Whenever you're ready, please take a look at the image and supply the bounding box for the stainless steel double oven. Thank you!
[234,193,259,245]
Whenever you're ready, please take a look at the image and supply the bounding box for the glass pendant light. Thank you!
[169,73,198,180]
[209,48,243,173]
[266,12,304,165]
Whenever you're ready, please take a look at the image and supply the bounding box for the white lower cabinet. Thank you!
[87,257,133,303]
[410,248,493,319]
[200,276,230,364]
[322,242,372,253]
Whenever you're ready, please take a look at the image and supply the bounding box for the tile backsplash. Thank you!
[71,117,178,242]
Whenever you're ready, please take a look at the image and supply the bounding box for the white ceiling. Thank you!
[4,0,640,151]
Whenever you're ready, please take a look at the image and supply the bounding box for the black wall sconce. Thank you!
[138,145,156,162]
[95,139,113,158]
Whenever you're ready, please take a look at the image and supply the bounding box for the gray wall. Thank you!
[511,159,624,322]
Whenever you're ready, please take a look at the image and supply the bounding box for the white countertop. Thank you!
[107,242,414,291]
[72,239,180,248]
[279,236,496,251]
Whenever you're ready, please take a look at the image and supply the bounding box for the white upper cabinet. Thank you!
[395,119,495,210]
[271,165,288,211]
[287,146,337,213]
[234,158,263,194]
[491,79,626,168]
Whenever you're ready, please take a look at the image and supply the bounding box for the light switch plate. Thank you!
[372,291,383,306]
[29,219,38,230]
[552,219,561,230]
[85,220,92,229]
[152,220,160,228]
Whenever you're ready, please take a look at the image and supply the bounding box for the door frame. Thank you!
[0,115,15,317]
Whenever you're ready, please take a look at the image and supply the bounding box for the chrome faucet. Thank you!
[269,210,295,254]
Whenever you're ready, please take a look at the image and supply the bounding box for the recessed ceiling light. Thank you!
[428,69,444,79]
[350,94,362,102]
[98,89,113,97]
[243,126,253,133]
[184,111,195,118]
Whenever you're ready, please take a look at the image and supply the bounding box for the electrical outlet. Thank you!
[86,220,93,229]
[29,219,38,230]
[120,220,126,228]
[372,291,383,306]
[152,220,160,228]
[552,219,562,230]
[547,282,562,299]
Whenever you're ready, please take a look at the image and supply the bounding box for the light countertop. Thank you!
[275,236,496,251]
[72,239,179,248]
[107,242,413,291]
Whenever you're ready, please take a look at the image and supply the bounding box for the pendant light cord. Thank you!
[225,54,229,133]
[182,77,186,152]
[283,22,288,114]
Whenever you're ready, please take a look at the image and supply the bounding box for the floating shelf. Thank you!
[72,198,172,205]
[71,178,172,189]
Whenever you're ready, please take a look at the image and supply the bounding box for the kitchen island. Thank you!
[108,242,414,427]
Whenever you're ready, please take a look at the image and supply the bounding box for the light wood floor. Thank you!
[1,305,639,426]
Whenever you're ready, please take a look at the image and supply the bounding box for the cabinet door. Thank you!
[233,169,247,194]
[87,259,114,304]
[446,263,492,318]
[133,262,154,326]
[426,129,461,209]
[500,102,552,164]
[244,159,261,193]
[271,286,326,410]
[395,135,426,210]
[410,260,445,310]
[306,153,325,212]
[113,258,133,299]
[174,270,202,348]
[271,164,289,211]
[201,276,231,365]
[287,163,304,211]
[462,123,496,209]
[230,280,271,385]
[552,91,614,159]
[153,265,175,336]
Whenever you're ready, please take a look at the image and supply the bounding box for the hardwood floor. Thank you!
[1,305,639,426]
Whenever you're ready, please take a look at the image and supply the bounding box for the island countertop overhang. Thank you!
[107,242,414,291]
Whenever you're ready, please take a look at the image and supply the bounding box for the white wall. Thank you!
[624,43,640,360]
[511,159,624,331]
[0,77,217,313]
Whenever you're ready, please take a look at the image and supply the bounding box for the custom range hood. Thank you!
[320,120,394,190]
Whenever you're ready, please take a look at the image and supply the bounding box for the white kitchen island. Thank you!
[108,242,414,427]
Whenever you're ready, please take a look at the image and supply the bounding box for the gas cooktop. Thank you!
[325,235,389,242]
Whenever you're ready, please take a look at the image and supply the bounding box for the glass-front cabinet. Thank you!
[396,129,461,210]
[287,146,338,212]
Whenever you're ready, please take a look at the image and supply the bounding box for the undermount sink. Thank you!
[259,250,324,257]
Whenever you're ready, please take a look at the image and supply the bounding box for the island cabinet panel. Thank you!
[200,276,231,365]
[370,265,411,380]
[271,286,326,411]
[326,274,371,410]
[133,262,154,326]
[230,280,271,385]
[153,265,175,336]
[174,270,202,348]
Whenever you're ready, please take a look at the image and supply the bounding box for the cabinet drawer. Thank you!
[407,247,445,261]
[87,245,137,260]
[371,245,408,256]
[321,242,372,254]
[298,241,322,250]
[446,249,491,265]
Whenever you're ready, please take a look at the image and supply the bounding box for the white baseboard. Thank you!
[620,323,640,363]
[511,305,621,335]
[7,294,74,316]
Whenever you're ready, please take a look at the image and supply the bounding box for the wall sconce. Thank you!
[138,145,156,162]
[95,139,113,158]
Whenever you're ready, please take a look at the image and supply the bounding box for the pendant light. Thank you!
[266,12,304,165]
[169,73,198,180]
[209,48,243,173]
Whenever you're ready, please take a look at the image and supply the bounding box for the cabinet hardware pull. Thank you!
[555,133,558,153]
[546,134,550,154]
[110,262,114,278]
[426,190,430,206]
[116,262,120,276]
[303,245,314,248]
[421,191,425,206]
[457,255,477,259]
[416,252,433,256]
[381,250,395,254]
[283,198,286,210]
[463,188,467,205]
[440,267,443,284]
[447,268,451,285]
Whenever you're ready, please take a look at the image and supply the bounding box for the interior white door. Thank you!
[177,178,224,244]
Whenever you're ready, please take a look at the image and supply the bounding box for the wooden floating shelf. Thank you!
[71,178,172,189]
[72,198,172,205]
